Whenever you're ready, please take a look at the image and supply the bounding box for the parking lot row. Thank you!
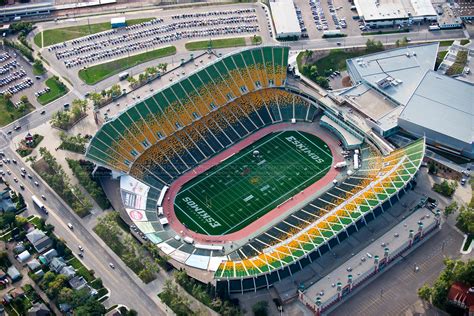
[171,8,256,20]
[53,15,258,60]
[61,25,259,68]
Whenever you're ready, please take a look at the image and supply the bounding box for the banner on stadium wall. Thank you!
[120,175,149,210]
[126,208,148,222]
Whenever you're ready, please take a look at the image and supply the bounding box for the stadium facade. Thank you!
[86,46,425,293]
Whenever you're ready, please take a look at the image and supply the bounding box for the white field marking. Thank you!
[175,203,212,235]
[178,132,283,193]
[296,131,333,160]
[220,162,331,235]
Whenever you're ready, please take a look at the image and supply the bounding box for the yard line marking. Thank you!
[179,132,283,193]
[221,164,331,235]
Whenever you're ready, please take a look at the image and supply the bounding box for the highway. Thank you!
[0,145,166,315]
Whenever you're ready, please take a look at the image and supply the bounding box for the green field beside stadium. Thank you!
[174,131,333,236]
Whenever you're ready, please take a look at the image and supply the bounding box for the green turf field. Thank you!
[174,131,333,236]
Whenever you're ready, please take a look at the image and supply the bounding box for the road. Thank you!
[0,146,166,315]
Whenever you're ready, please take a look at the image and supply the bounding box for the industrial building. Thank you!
[269,0,301,38]
[353,0,437,27]
[343,43,474,159]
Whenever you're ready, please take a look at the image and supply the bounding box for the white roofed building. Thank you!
[354,0,437,27]
[270,0,301,38]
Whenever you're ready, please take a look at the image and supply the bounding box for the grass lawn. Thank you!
[28,216,43,228]
[185,37,248,51]
[311,49,371,74]
[78,46,176,85]
[32,63,46,76]
[175,131,333,235]
[460,39,470,45]
[68,257,83,269]
[34,18,153,48]
[0,96,34,127]
[439,40,454,47]
[37,77,69,105]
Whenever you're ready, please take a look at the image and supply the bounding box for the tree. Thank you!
[0,212,16,229]
[3,92,12,101]
[366,39,384,53]
[20,95,29,104]
[46,274,68,297]
[145,66,158,76]
[88,92,103,106]
[433,180,457,197]
[252,301,268,316]
[72,98,88,114]
[158,63,168,72]
[16,193,25,210]
[457,206,474,234]
[315,76,330,89]
[418,284,432,302]
[428,161,437,174]
[74,298,106,315]
[126,310,138,316]
[58,287,74,304]
[127,76,138,86]
[14,215,27,227]
[109,84,121,98]
[444,201,458,218]
[303,49,313,61]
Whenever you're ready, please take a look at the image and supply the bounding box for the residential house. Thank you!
[59,266,76,279]
[0,188,15,213]
[6,266,20,281]
[26,229,52,253]
[26,259,41,272]
[16,250,31,263]
[49,257,66,273]
[27,302,51,316]
[69,276,87,291]
[40,249,58,264]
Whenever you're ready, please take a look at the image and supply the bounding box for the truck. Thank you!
[32,195,48,214]
[334,161,348,169]
[429,25,440,31]
[118,72,129,81]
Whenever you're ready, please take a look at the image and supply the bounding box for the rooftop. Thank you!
[305,206,437,303]
[354,0,436,21]
[399,70,474,145]
[269,0,301,37]
[346,43,439,106]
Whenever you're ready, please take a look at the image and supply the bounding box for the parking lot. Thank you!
[0,47,47,109]
[39,4,268,86]
[294,0,365,38]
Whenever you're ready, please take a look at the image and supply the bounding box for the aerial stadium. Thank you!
[85,46,425,294]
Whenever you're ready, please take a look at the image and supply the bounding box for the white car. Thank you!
[34,181,39,186]
[67,223,73,230]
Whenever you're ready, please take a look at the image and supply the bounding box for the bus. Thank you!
[32,195,48,214]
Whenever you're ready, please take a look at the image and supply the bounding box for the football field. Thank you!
[174,130,333,236]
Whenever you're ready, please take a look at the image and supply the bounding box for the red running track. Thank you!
[163,122,343,244]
